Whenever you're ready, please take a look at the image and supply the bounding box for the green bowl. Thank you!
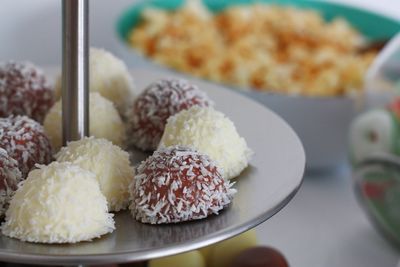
[117,0,400,42]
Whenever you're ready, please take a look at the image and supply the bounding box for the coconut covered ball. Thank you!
[0,148,22,217]
[159,107,252,179]
[44,92,125,151]
[56,137,134,212]
[1,162,115,243]
[0,61,54,123]
[0,115,53,177]
[55,48,135,113]
[127,78,213,151]
[130,146,236,224]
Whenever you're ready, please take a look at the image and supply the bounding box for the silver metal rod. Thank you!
[62,0,89,145]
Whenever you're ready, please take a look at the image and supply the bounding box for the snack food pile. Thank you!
[129,1,375,96]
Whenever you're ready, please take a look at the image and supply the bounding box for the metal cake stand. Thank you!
[0,0,305,265]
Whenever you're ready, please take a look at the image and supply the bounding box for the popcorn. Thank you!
[129,3,375,96]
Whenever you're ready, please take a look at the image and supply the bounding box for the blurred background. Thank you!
[1,0,400,267]
[0,0,398,65]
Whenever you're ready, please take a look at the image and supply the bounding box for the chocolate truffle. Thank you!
[127,78,213,151]
[130,146,236,224]
[0,148,22,217]
[0,115,52,177]
[0,61,54,123]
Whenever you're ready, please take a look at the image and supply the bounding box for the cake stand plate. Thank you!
[0,69,305,266]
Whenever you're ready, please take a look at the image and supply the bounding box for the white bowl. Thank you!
[241,91,358,170]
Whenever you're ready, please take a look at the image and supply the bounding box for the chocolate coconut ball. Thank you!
[127,78,213,151]
[0,61,54,123]
[0,115,53,177]
[130,146,236,224]
[0,148,22,217]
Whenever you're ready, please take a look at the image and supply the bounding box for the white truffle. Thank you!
[56,137,134,212]
[1,162,115,243]
[55,48,135,113]
[44,92,126,152]
[159,106,252,179]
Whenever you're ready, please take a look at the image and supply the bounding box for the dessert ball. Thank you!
[55,47,135,113]
[127,78,213,151]
[350,109,396,164]
[0,115,52,177]
[1,162,115,243]
[56,137,134,212]
[149,250,206,267]
[130,146,236,224]
[0,61,54,123]
[228,246,289,267]
[159,106,252,179]
[44,92,126,151]
[0,148,22,217]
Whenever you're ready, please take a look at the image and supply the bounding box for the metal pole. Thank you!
[62,0,89,145]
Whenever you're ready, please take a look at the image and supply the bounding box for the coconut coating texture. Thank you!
[55,47,135,113]
[0,115,52,178]
[0,148,22,217]
[0,61,54,123]
[56,137,134,212]
[1,162,115,243]
[44,92,126,152]
[159,106,252,179]
[127,78,213,151]
[130,146,236,224]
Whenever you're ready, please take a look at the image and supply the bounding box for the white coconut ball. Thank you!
[44,92,126,152]
[56,137,134,212]
[159,106,252,179]
[55,47,135,113]
[1,162,115,243]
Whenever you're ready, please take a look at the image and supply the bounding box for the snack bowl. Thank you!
[115,0,400,170]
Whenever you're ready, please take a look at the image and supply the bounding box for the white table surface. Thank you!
[1,1,400,266]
